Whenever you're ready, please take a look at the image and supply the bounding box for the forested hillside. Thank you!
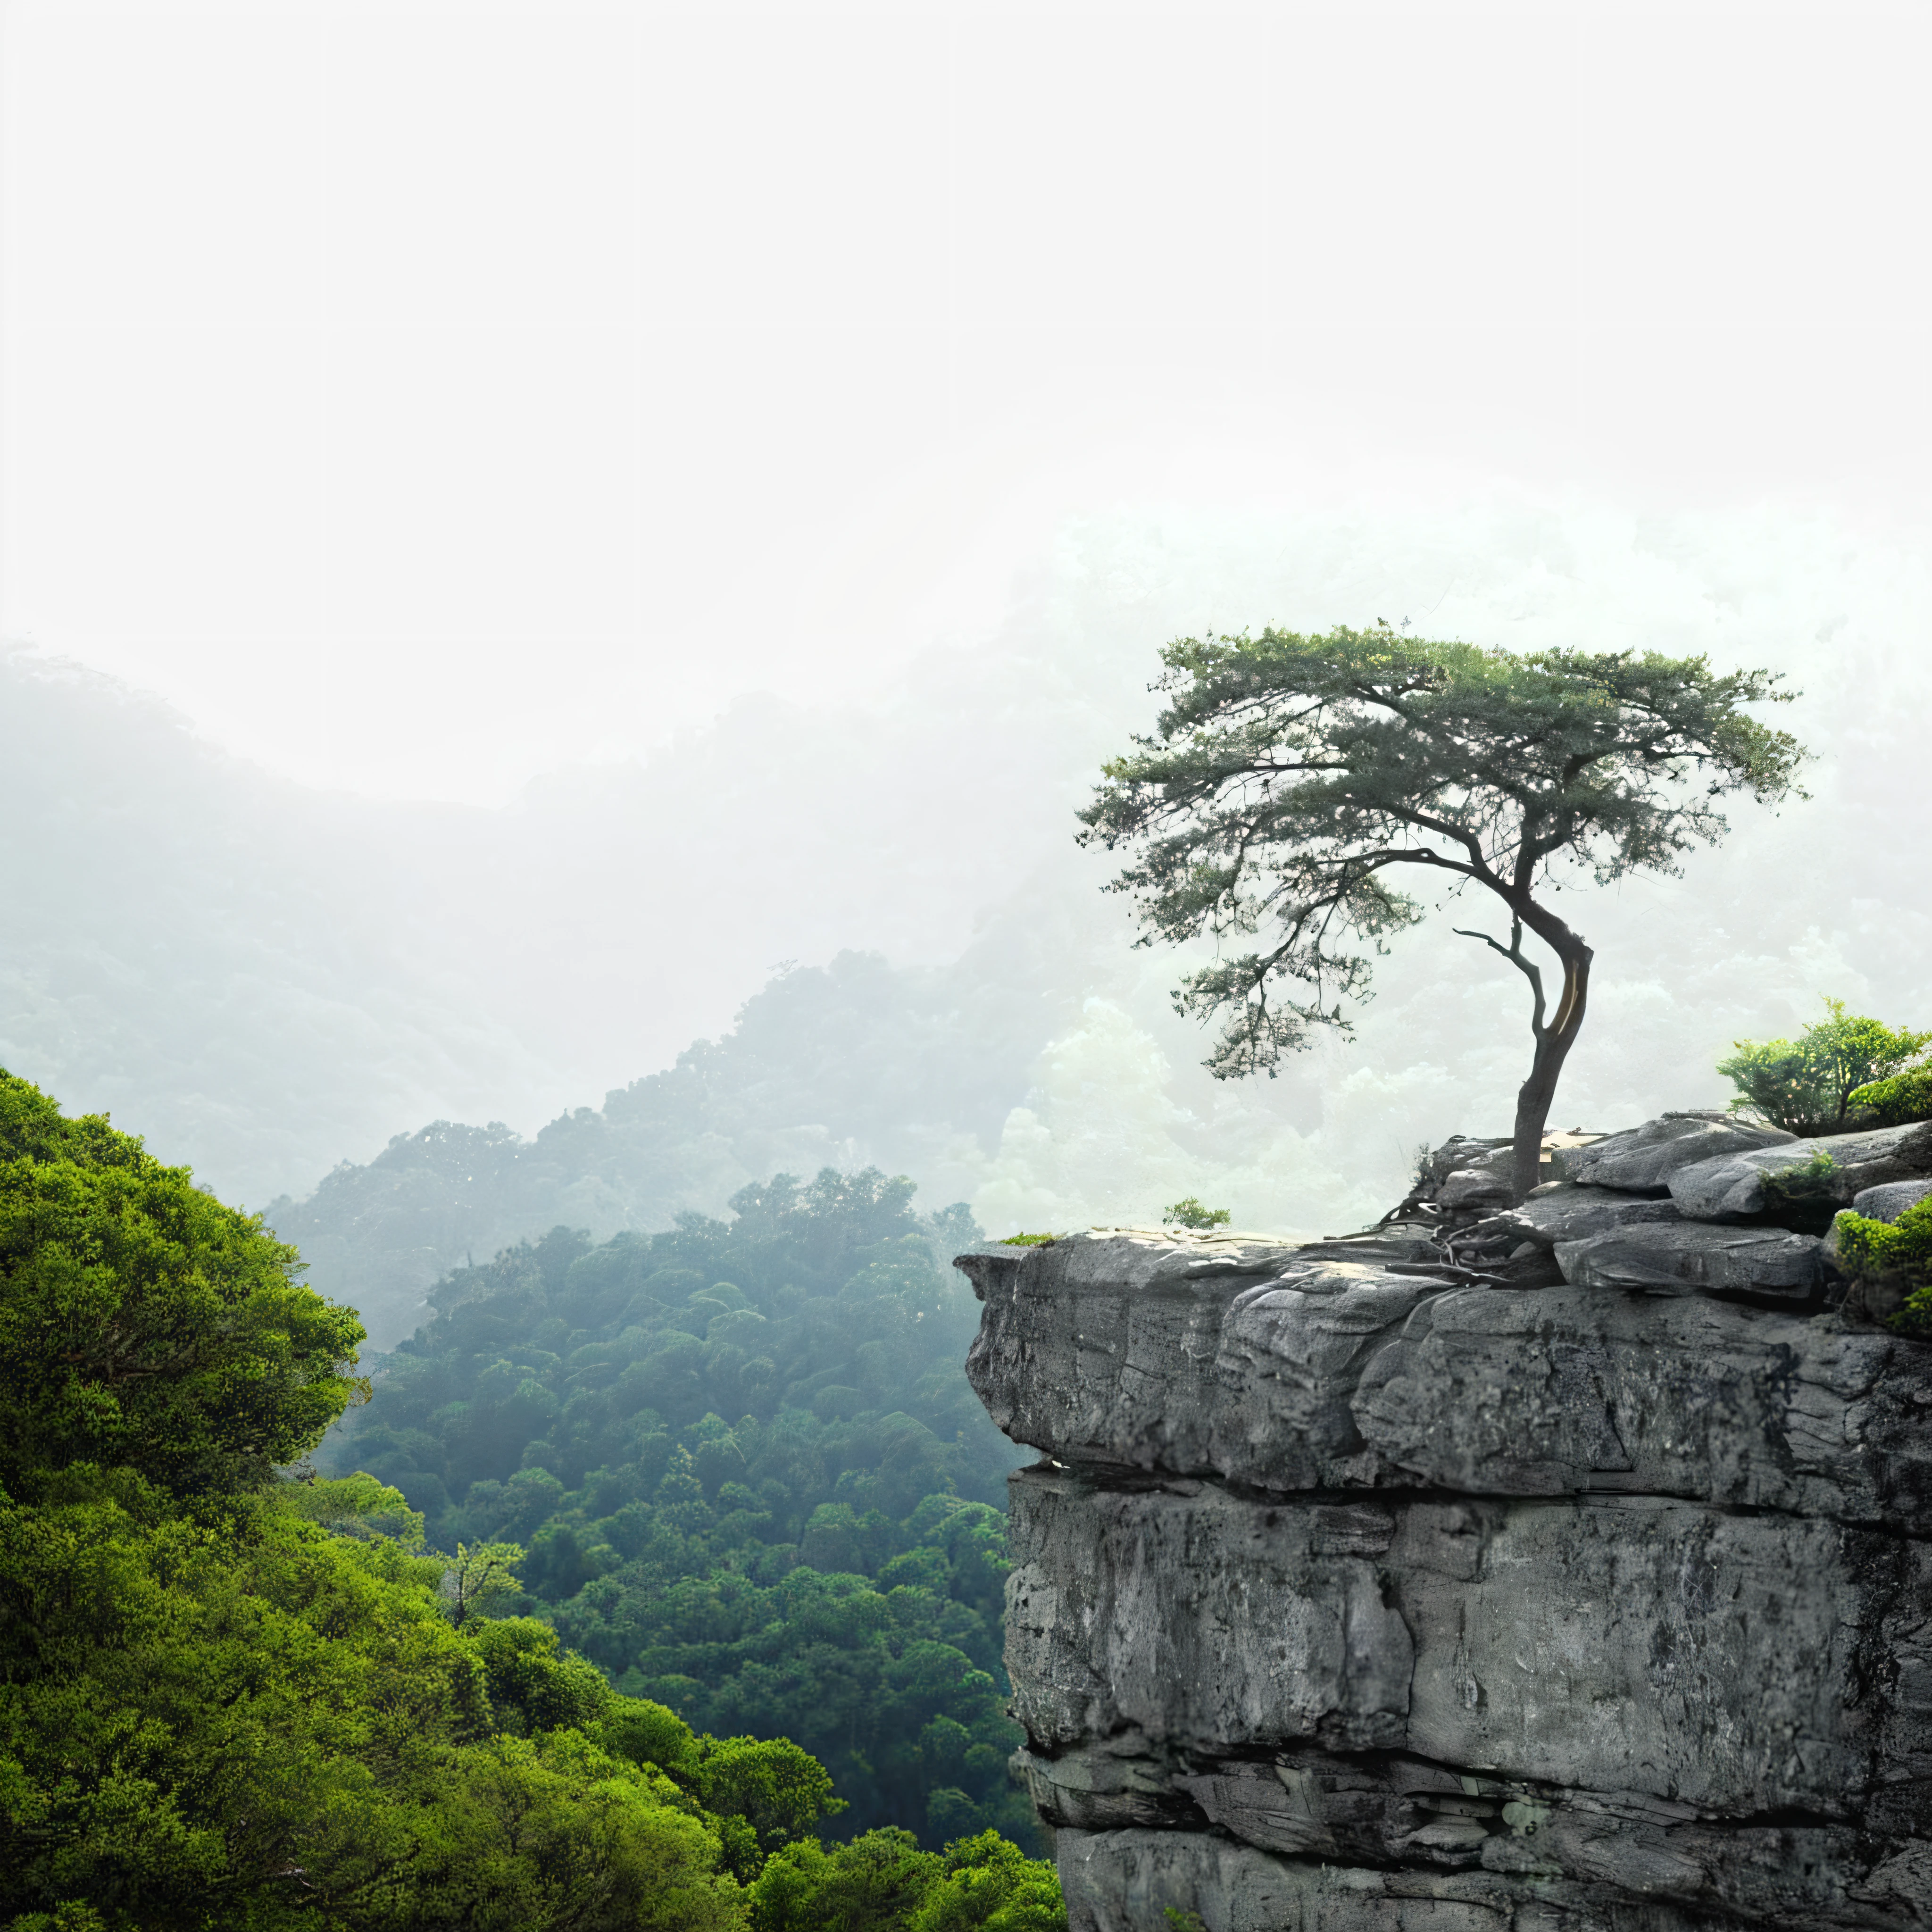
[268,950,1057,1346]
[0,1067,1059,1929]
[318,1166,1040,1849]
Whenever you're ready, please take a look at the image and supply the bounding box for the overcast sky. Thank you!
[4,0,1928,805]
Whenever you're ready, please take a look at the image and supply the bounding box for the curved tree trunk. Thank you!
[1509,942,1592,1204]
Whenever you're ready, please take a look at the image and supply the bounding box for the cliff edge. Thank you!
[957,1116,1932,1931]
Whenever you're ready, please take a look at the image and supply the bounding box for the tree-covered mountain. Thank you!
[317,1166,1040,1849]
[266,950,1062,1347]
[0,1066,1059,1929]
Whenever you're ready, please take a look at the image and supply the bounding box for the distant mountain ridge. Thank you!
[268,949,1052,1346]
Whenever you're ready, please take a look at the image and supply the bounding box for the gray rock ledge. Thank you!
[1668,1121,1932,1222]
[957,1231,1932,1520]
[963,1214,1932,1929]
[1555,1114,1793,1192]
[1554,1220,1824,1298]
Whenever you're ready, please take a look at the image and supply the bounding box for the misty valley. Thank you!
[10,8,1932,1923]
[6,609,1932,1932]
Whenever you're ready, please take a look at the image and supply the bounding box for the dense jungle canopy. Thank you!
[0,1068,1058,1932]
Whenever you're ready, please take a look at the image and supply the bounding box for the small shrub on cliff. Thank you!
[1848,1067,1932,1128]
[1758,1149,1843,1235]
[1162,1198,1232,1231]
[1718,999,1931,1136]
[1835,1198,1932,1335]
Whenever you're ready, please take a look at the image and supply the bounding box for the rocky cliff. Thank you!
[957,1116,1932,1931]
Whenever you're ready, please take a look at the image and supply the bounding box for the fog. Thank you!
[3,4,1929,1333]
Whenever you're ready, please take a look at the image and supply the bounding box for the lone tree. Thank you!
[1078,625,1807,1204]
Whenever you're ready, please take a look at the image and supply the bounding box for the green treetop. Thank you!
[0,1070,1056,1929]
[1079,626,1807,1202]
[0,1067,367,1498]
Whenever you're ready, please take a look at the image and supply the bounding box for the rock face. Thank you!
[1555,1113,1794,1192]
[958,1117,1932,1932]
[1665,1121,1932,1223]
[1553,1220,1824,1297]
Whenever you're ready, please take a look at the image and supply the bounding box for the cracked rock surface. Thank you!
[957,1116,1932,1931]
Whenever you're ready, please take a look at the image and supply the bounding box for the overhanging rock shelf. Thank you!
[955,1115,1932,1932]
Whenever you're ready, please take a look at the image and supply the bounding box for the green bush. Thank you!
[1716,999,1931,1135]
[1759,1149,1843,1235]
[1835,1197,1932,1335]
[1848,1067,1932,1128]
[1161,1199,1232,1231]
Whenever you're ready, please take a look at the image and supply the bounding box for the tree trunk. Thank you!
[1509,943,1592,1204]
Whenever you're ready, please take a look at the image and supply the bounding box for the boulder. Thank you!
[1554,1113,1792,1193]
[1433,1164,1516,1210]
[1668,1120,1932,1222]
[1554,1220,1824,1298]
[1854,1177,1932,1223]
[1487,1181,1683,1249]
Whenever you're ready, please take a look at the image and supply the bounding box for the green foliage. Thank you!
[1078,625,1805,1081]
[322,1167,1033,1847]
[0,1067,367,1501]
[998,1234,1056,1247]
[275,1469,425,1547]
[697,1735,844,1879]
[1758,1149,1842,1236]
[467,1614,614,1733]
[1718,998,1932,1135]
[588,1692,699,1773]
[1161,1198,1231,1230]
[1849,1067,1932,1128]
[0,1469,753,1929]
[333,1169,998,1527]
[446,1540,527,1625]
[750,1827,1065,1932]
[909,1831,1068,1932]
[0,1077,1059,1930]
[1835,1198,1932,1334]
[564,1517,1029,1848]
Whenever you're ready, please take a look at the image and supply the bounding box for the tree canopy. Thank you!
[322,1169,1034,1848]
[0,1071,1062,1930]
[0,1069,366,1499]
[1079,625,1807,1199]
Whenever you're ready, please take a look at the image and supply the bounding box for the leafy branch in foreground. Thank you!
[1079,625,1807,1203]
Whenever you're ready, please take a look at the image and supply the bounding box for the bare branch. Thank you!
[1451,917,1548,1037]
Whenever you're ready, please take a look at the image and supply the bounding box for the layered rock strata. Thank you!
[958,1116,1932,1932]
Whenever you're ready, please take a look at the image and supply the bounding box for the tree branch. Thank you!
[1451,917,1549,1038]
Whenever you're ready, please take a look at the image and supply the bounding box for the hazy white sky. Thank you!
[4,0,1928,804]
